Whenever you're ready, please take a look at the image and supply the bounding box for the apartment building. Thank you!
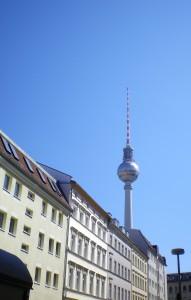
[0,131,71,300]
[40,164,109,300]
[107,218,132,300]
[131,245,148,300]
[129,229,167,300]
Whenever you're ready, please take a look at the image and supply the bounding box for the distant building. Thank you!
[0,131,71,300]
[167,273,191,300]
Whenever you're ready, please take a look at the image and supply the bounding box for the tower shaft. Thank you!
[124,185,133,230]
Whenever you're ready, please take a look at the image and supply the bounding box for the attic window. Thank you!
[1,136,12,154]
[48,177,57,192]
[9,143,19,160]
[37,168,46,183]
[24,157,34,173]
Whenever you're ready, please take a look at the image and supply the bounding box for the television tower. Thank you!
[117,89,139,231]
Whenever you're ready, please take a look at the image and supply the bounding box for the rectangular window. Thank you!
[118,287,120,300]
[53,273,59,289]
[82,272,87,292]
[109,283,112,299]
[97,247,101,265]
[24,157,34,173]
[3,174,11,192]
[0,211,6,230]
[125,290,127,300]
[128,269,131,281]
[76,270,81,290]
[78,237,82,256]
[23,225,31,235]
[41,201,47,216]
[101,280,105,298]
[38,232,45,249]
[91,243,95,262]
[25,208,33,218]
[118,263,121,276]
[114,261,117,273]
[97,225,101,237]
[102,229,106,241]
[34,267,41,284]
[110,234,113,245]
[114,285,117,300]
[45,271,51,287]
[122,245,124,255]
[91,218,96,233]
[14,182,21,199]
[71,233,76,252]
[27,191,35,201]
[89,273,94,294]
[72,204,78,218]
[21,243,29,253]
[85,213,90,227]
[122,288,124,300]
[48,238,54,254]
[96,277,100,297]
[115,238,117,249]
[109,257,112,271]
[69,267,74,289]
[102,251,106,268]
[84,239,89,258]
[79,210,84,223]
[9,217,17,236]
[125,268,127,279]
[51,208,56,223]
[58,212,63,227]
[56,242,61,257]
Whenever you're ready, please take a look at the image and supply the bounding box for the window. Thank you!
[14,182,21,199]
[125,290,127,300]
[34,267,41,284]
[24,157,34,173]
[92,218,96,233]
[21,243,29,253]
[23,225,31,235]
[114,260,117,273]
[97,247,101,265]
[72,204,78,218]
[51,208,56,223]
[58,212,63,227]
[56,242,61,257]
[78,236,82,255]
[102,229,106,241]
[3,174,11,192]
[89,272,94,294]
[45,271,51,287]
[109,283,112,299]
[76,269,81,290]
[27,191,35,201]
[38,232,44,249]
[114,285,117,300]
[118,241,121,252]
[0,211,6,230]
[118,263,121,276]
[122,266,124,278]
[9,217,17,235]
[128,291,131,300]
[37,168,46,183]
[69,266,74,289]
[85,214,90,227]
[128,269,131,281]
[84,239,89,258]
[41,201,47,216]
[125,268,127,279]
[91,242,95,262]
[48,238,54,254]
[118,287,120,300]
[25,208,33,218]
[102,250,106,268]
[114,238,117,249]
[122,245,124,255]
[53,274,59,289]
[97,224,101,237]
[122,288,124,300]
[71,233,76,252]
[109,257,112,271]
[101,279,105,298]
[96,277,100,297]
[82,272,87,292]
[9,143,19,160]
[79,209,84,223]
[125,248,127,257]
[110,234,113,245]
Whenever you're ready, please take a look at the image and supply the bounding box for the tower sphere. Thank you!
[117,160,139,183]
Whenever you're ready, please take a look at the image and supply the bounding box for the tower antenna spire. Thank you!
[126,88,130,146]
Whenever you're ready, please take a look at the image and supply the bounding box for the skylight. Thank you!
[24,157,34,173]
[9,143,19,160]
[1,136,12,154]
[37,168,46,184]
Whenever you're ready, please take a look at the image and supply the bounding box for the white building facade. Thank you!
[0,131,70,300]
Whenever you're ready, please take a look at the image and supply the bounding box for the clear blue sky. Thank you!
[1,0,191,273]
